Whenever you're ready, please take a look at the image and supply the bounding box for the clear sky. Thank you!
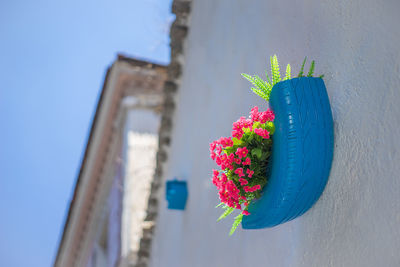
[0,0,173,266]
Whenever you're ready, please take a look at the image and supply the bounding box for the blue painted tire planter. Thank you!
[242,77,334,229]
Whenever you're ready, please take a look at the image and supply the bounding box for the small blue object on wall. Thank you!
[166,179,188,210]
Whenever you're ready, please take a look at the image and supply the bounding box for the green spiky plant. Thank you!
[242,55,323,101]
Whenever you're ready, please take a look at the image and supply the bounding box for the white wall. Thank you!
[150,1,400,267]
[120,109,160,266]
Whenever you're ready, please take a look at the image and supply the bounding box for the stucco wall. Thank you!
[150,1,400,267]
[120,109,160,266]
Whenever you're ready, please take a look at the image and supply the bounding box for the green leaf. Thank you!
[298,57,307,77]
[260,151,271,161]
[253,75,268,91]
[223,146,235,155]
[307,60,315,77]
[284,64,291,80]
[215,203,224,208]
[217,207,235,222]
[266,122,275,135]
[270,55,281,86]
[232,137,243,146]
[242,73,260,90]
[247,133,254,142]
[265,69,271,85]
[251,148,262,159]
[229,213,244,236]
[251,88,269,101]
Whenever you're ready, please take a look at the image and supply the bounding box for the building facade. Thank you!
[57,0,400,266]
[55,56,166,267]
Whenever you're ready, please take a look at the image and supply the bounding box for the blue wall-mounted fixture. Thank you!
[242,77,334,229]
[166,179,188,210]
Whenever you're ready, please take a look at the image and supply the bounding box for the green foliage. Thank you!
[270,55,281,85]
[251,148,262,159]
[215,203,224,208]
[298,57,307,77]
[243,55,324,102]
[307,60,315,77]
[284,64,291,81]
[242,73,270,102]
[265,70,271,85]
[266,121,275,134]
[217,205,235,222]
[242,54,291,101]
[229,213,244,236]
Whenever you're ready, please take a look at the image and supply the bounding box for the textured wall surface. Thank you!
[120,110,160,267]
[150,1,400,267]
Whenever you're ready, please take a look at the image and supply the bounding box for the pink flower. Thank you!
[235,147,249,158]
[220,154,227,161]
[243,119,253,129]
[219,137,233,148]
[236,116,253,129]
[254,128,270,139]
[235,168,245,177]
[232,129,243,139]
[242,210,250,216]
[219,191,227,203]
[239,178,248,186]
[210,151,216,160]
[236,203,242,210]
[212,170,225,190]
[242,157,251,166]
[250,106,260,122]
[259,109,275,123]
[228,153,235,163]
[234,157,241,164]
[209,141,217,152]
[220,173,227,183]
[215,156,222,166]
[216,146,222,155]
[246,169,254,178]
[212,176,219,188]
[232,119,243,131]
[218,176,242,209]
[244,184,261,192]
[213,169,219,177]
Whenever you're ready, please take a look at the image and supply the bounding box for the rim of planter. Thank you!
[242,77,334,229]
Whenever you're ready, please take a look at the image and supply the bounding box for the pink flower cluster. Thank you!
[209,106,275,216]
[254,128,270,139]
[212,170,242,209]
[251,106,275,123]
[244,184,261,192]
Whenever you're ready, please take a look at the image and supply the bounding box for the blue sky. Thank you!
[0,0,173,266]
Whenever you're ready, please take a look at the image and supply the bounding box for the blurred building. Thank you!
[57,0,400,266]
[54,56,167,267]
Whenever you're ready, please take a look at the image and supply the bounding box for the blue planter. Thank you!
[242,77,334,229]
[166,180,188,210]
